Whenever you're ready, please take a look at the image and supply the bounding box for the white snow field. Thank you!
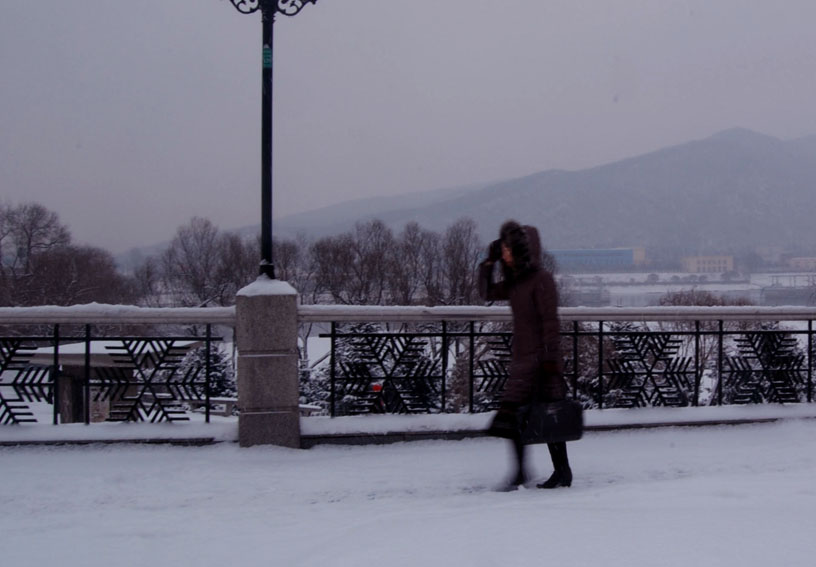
[3,415,816,567]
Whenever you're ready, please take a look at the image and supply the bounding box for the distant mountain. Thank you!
[264,182,485,240]
[122,127,816,269]
[271,127,816,254]
[116,182,484,270]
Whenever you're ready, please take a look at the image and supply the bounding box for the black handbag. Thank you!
[487,399,584,444]
[518,399,584,444]
[486,406,520,439]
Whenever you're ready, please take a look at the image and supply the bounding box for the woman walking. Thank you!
[479,220,572,490]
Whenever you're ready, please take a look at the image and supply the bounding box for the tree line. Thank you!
[135,216,487,307]
[0,202,135,307]
[1,201,492,308]
[3,201,770,314]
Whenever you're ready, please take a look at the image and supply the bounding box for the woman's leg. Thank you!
[511,434,526,485]
[495,434,526,491]
[539,442,572,488]
[548,442,569,471]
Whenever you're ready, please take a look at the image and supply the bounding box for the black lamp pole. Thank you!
[229,0,318,279]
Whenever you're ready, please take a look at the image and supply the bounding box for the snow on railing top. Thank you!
[299,304,816,322]
[0,303,236,325]
[4,303,816,325]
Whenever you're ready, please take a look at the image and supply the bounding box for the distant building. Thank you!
[549,248,646,271]
[788,257,816,271]
[681,255,734,274]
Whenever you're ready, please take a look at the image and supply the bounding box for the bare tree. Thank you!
[274,238,300,284]
[275,234,319,303]
[0,202,71,276]
[441,217,483,305]
[1,202,73,306]
[310,221,397,305]
[132,256,163,307]
[160,217,222,306]
[347,220,395,305]
[22,245,136,306]
[419,229,444,305]
[387,222,440,306]
[0,201,10,253]
[215,232,259,302]
[159,218,263,307]
[311,234,355,304]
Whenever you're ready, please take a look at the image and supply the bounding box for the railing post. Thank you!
[205,324,212,424]
[571,321,579,397]
[693,320,701,406]
[717,320,724,406]
[808,319,813,403]
[441,321,448,413]
[235,277,300,448]
[468,321,475,413]
[330,322,337,418]
[598,320,605,409]
[51,324,60,425]
[84,325,91,425]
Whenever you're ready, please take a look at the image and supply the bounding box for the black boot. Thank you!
[536,467,572,489]
[537,442,572,489]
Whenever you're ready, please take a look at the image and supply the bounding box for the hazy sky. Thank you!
[2,1,816,253]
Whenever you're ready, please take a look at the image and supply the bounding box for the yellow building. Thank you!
[681,255,734,274]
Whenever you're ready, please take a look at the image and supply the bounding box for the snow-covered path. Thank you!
[3,419,816,567]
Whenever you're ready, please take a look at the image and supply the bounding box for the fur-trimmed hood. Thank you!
[500,220,542,279]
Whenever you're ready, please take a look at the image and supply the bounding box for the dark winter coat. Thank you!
[478,222,567,405]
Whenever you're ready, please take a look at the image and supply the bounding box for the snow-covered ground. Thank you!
[5,404,816,443]
[3,413,816,566]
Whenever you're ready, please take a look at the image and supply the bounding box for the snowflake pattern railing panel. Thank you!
[723,331,806,405]
[315,319,816,415]
[0,325,224,425]
[0,337,54,424]
[327,324,446,416]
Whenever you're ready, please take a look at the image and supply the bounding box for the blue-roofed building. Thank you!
[549,248,646,272]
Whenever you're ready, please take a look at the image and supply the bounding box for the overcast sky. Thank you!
[2,1,816,253]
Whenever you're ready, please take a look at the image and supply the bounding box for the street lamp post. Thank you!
[229,0,318,279]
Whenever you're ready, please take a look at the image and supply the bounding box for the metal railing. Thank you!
[4,304,816,424]
[0,306,235,425]
[299,305,816,416]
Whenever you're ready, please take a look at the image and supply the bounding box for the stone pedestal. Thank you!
[235,277,301,448]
